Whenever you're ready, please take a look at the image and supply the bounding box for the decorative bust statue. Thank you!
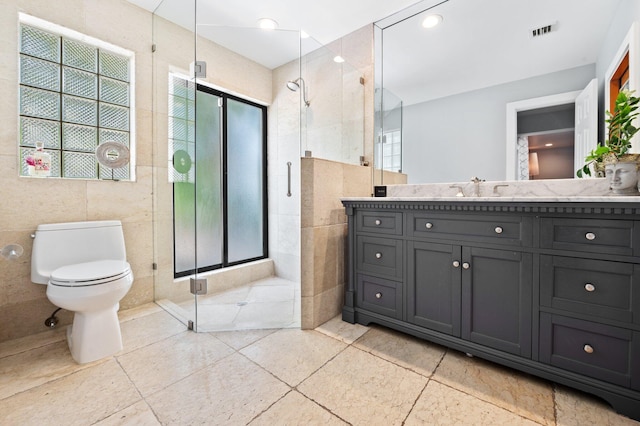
[605,158,640,195]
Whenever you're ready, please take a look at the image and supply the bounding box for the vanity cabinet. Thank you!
[407,242,532,356]
[342,199,640,421]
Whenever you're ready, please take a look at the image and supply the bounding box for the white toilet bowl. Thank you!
[46,260,133,364]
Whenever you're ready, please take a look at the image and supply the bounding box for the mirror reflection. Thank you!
[377,0,632,183]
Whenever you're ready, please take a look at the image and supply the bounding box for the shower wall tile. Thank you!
[272,251,301,282]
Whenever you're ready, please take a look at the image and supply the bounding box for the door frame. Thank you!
[505,90,581,180]
[604,21,640,152]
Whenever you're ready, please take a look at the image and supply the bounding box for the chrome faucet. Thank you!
[470,177,485,197]
[449,185,465,197]
[492,184,509,196]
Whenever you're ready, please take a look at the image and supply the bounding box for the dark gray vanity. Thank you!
[342,197,640,421]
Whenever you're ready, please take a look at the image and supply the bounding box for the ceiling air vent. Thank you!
[530,22,556,38]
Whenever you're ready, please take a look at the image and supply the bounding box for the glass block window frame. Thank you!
[18,16,135,181]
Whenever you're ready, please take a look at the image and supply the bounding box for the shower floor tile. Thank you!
[178,276,300,332]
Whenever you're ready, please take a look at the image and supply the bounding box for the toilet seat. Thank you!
[50,260,131,287]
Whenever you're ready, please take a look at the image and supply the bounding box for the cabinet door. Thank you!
[461,247,532,357]
[407,241,461,336]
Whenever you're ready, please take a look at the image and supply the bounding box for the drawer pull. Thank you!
[452,260,460,268]
[585,232,596,241]
[462,262,470,270]
[375,292,382,299]
[495,226,503,234]
[425,222,433,229]
[583,344,594,354]
[375,252,382,259]
[375,219,381,226]
[584,283,596,292]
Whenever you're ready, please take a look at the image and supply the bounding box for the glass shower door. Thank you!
[151,0,199,327]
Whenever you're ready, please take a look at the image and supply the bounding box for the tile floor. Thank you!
[181,277,300,332]
[0,303,638,425]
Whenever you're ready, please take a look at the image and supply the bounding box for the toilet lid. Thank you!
[50,260,131,287]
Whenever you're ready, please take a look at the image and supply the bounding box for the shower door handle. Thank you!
[287,162,292,197]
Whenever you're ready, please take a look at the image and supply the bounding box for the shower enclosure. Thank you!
[150,0,367,331]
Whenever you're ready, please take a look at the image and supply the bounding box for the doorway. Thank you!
[518,104,575,180]
[505,79,598,180]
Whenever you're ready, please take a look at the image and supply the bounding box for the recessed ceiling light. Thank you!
[257,18,278,30]
[545,143,553,147]
[422,14,443,29]
[334,55,345,63]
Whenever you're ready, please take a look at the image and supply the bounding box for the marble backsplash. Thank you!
[386,178,614,198]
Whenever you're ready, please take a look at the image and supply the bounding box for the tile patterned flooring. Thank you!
[0,302,638,425]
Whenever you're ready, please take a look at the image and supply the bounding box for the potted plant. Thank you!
[577,89,640,178]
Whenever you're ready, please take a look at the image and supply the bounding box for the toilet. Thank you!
[31,220,133,364]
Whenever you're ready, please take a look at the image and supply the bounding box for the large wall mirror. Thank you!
[375,0,638,184]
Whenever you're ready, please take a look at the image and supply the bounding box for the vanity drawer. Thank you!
[357,274,403,319]
[540,218,639,256]
[540,256,639,325]
[408,213,530,246]
[539,313,639,390]
[356,236,403,280]
[356,211,403,236]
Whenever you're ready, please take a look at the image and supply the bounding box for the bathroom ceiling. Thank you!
[126,0,420,69]
[128,0,621,106]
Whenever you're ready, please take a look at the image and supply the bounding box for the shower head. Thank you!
[286,78,310,106]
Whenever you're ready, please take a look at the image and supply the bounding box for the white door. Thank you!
[574,78,598,176]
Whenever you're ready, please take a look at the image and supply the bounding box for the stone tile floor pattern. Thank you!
[0,303,637,425]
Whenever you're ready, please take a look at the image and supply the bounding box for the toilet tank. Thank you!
[31,220,127,284]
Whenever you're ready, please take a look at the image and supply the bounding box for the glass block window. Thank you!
[168,74,195,183]
[18,22,133,180]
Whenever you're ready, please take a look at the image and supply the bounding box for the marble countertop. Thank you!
[341,196,640,203]
[342,179,640,203]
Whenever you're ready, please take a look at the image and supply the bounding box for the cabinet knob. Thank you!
[583,344,594,354]
[375,252,382,259]
[375,219,381,226]
[585,232,596,241]
[452,260,460,268]
[375,292,382,299]
[584,283,596,292]
[494,226,503,234]
[425,222,433,229]
[462,262,470,269]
